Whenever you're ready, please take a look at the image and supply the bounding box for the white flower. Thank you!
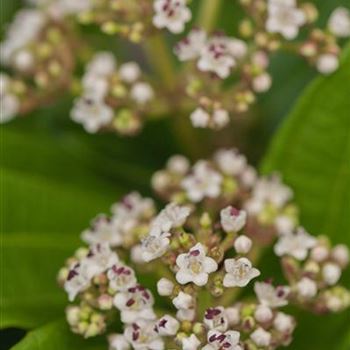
[274,228,317,260]
[275,215,296,235]
[131,245,146,264]
[64,244,118,301]
[86,243,119,274]
[181,334,201,350]
[108,334,130,350]
[119,62,141,83]
[245,175,293,214]
[225,307,240,327]
[296,277,317,298]
[316,54,339,75]
[198,36,236,78]
[107,264,137,292]
[266,0,306,40]
[220,207,247,233]
[0,10,46,65]
[203,330,242,350]
[322,262,341,286]
[167,155,190,174]
[176,308,196,321]
[130,82,154,104]
[82,74,109,100]
[176,243,218,286]
[273,312,295,333]
[141,232,171,262]
[250,327,271,347]
[71,95,114,133]
[153,0,191,34]
[212,108,230,129]
[114,285,156,323]
[172,291,193,309]
[234,235,252,254]
[157,278,174,296]
[174,28,207,61]
[0,90,20,124]
[328,7,350,38]
[311,245,329,262]
[81,215,121,247]
[254,305,273,323]
[190,107,210,128]
[111,192,155,219]
[154,315,179,336]
[152,203,191,234]
[214,149,247,176]
[13,50,34,71]
[332,244,350,268]
[86,52,116,77]
[223,257,260,288]
[182,161,222,202]
[254,282,290,308]
[252,73,272,93]
[204,307,228,332]
[124,320,164,350]
[64,262,92,301]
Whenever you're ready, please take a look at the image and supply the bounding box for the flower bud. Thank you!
[220,206,247,233]
[331,244,349,268]
[273,312,295,333]
[254,305,273,323]
[297,277,318,298]
[322,263,341,285]
[157,278,174,296]
[250,327,271,347]
[234,235,252,254]
[108,334,130,350]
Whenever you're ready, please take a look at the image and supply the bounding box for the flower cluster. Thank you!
[71,53,155,135]
[172,2,350,129]
[0,8,77,123]
[1,1,350,132]
[59,148,350,349]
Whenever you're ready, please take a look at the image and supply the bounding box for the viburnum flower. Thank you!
[0,73,20,124]
[223,257,260,287]
[274,227,317,260]
[266,0,306,39]
[203,330,242,350]
[220,207,247,233]
[58,149,350,349]
[153,0,191,34]
[175,243,218,286]
[328,7,350,38]
[71,95,114,133]
[203,307,228,332]
[254,282,290,308]
[181,161,222,202]
[174,28,207,61]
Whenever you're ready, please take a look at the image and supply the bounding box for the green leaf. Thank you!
[261,47,350,350]
[262,46,350,241]
[1,233,78,329]
[10,319,106,350]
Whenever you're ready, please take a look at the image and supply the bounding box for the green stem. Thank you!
[196,0,223,31]
[144,34,177,90]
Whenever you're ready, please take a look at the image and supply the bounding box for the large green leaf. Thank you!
[262,46,350,240]
[11,320,105,350]
[261,47,350,350]
[1,233,78,329]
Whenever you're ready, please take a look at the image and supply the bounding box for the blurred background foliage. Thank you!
[0,0,349,349]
